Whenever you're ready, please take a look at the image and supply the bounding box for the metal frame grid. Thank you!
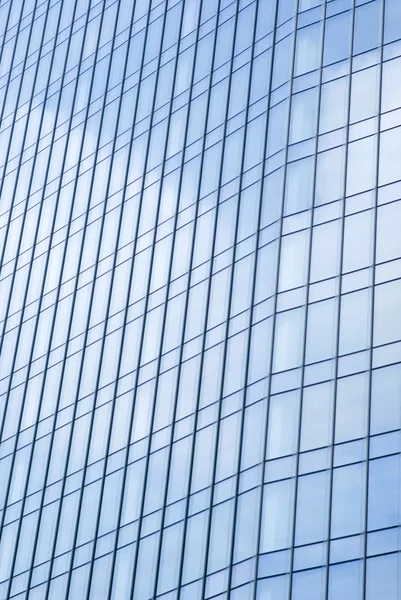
[1,0,401,599]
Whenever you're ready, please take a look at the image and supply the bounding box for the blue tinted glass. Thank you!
[1,0,400,597]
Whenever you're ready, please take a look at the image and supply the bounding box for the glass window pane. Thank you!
[376,201,401,263]
[350,66,379,123]
[371,364,401,435]
[346,136,377,196]
[295,471,329,545]
[290,87,319,144]
[379,126,401,186]
[279,230,309,291]
[260,479,295,552]
[266,391,300,459]
[329,561,363,600]
[315,146,345,205]
[368,455,401,530]
[353,1,381,54]
[300,382,333,451]
[339,289,371,355]
[374,280,401,346]
[366,554,400,600]
[335,373,368,443]
[284,156,315,215]
[273,308,304,372]
[319,77,349,133]
[331,463,365,537]
[323,12,352,65]
[295,22,322,75]
[306,299,338,364]
[292,568,325,600]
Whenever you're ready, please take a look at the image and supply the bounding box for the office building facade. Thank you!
[0,0,401,598]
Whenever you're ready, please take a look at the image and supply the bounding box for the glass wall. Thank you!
[0,0,400,598]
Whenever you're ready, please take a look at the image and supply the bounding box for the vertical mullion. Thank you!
[282,0,330,598]
[69,0,175,596]
[76,0,187,590]
[1,1,390,599]
[105,0,188,593]
[186,1,252,597]
[124,0,229,598]
[0,1,13,56]
[250,0,299,595]
[0,0,86,590]
[0,0,73,532]
[105,0,190,592]
[194,0,262,595]
[161,1,244,596]
[0,0,72,587]
[223,0,277,596]
[93,0,197,595]
[321,1,357,598]
[0,0,16,115]
[102,0,216,596]
[34,0,135,596]
[0,0,46,304]
[362,0,386,598]
[0,0,52,439]
[19,0,111,594]
[0,0,38,180]
[0,0,27,127]
[60,0,137,588]
[148,2,221,592]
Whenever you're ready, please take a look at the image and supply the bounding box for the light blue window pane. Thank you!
[353,0,381,54]
[342,209,373,272]
[284,156,315,215]
[290,87,319,144]
[379,126,401,186]
[368,455,401,530]
[295,22,322,76]
[300,383,333,451]
[257,575,289,600]
[182,511,209,584]
[132,533,159,600]
[69,564,90,599]
[309,219,341,281]
[266,391,300,459]
[331,463,365,537]
[241,400,267,470]
[278,230,309,292]
[292,568,325,600]
[272,34,294,89]
[376,200,401,263]
[335,373,368,443]
[346,135,377,196]
[266,99,290,157]
[371,364,401,435]
[384,0,401,43]
[295,470,330,545]
[89,554,113,600]
[319,77,349,133]
[260,479,295,552]
[350,65,379,123]
[273,308,304,372]
[207,499,234,573]
[157,522,184,595]
[366,554,400,600]
[306,299,338,364]
[328,561,363,600]
[339,289,371,355]
[323,11,352,65]
[374,279,401,346]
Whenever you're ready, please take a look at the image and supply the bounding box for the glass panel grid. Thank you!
[1,0,401,599]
